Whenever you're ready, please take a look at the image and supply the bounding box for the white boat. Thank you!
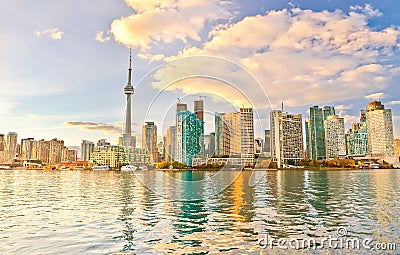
[0,165,11,170]
[92,166,111,171]
[137,165,148,170]
[58,166,71,171]
[393,163,400,169]
[121,165,137,171]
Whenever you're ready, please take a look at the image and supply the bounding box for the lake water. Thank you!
[0,169,399,254]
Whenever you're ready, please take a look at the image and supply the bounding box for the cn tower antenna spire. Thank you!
[128,48,132,86]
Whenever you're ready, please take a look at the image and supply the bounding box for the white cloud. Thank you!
[35,28,64,40]
[365,92,386,100]
[350,4,382,18]
[158,7,400,107]
[388,101,400,105]
[110,0,235,52]
[95,31,111,43]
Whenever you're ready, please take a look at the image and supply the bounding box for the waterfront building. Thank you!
[90,146,152,168]
[203,133,216,157]
[175,103,187,163]
[20,138,38,160]
[324,115,346,159]
[37,139,50,165]
[165,125,176,162]
[157,141,164,161]
[81,140,95,161]
[0,134,5,151]
[176,110,204,166]
[122,51,135,147]
[255,138,263,155]
[270,110,303,166]
[97,139,110,147]
[61,147,76,164]
[366,101,395,157]
[194,100,204,121]
[214,112,224,156]
[6,132,18,160]
[307,106,335,160]
[395,139,400,161]
[222,108,254,166]
[49,138,64,165]
[263,130,271,157]
[142,121,159,162]
[346,111,368,156]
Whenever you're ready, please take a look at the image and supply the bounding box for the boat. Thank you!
[43,165,56,171]
[73,166,84,171]
[58,166,71,171]
[0,165,11,170]
[92,165,111,171]
[393,163,400,169]
[121,165,137,171]
[137,165,148,170]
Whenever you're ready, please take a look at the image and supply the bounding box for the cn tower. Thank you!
[122,50,134,147]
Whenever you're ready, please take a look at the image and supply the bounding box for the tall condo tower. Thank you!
[122,51,135,147]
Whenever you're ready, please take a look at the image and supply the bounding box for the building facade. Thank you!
[324,115,346,159]
[81,140,95,161]
[90,146,152,168]
[176,111,204,166]
[307,106,335,160]
[270,110,303,166]
[6,132,18,160]
[165,125,176,162]
[395,139,400,161]
[142,121,158,162]
[214,112,224,156]
[365,101,395,157]
[346,112,368,156]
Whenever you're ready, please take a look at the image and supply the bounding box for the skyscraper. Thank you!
[264,130,271,157]
[6,132,18,159]
[81,140,95,161]
[365,101,395,157]
[346,111,368,156]
[142,122,158,163]
[194,100,204,121]
[122,51,135,147]
[0,134,5,151]
[270,110,303,167]
[307,106,335,160]
[176,110,204,166]
[165,125,176,162]
[20,138,37,160]
[49,138,64,165]
[324,115,346,159]
[214,112,223,156]
[222,108,254,165]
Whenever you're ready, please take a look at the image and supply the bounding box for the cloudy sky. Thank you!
[0,0,399,147]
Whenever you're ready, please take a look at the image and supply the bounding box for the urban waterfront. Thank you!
[0,169,399,254]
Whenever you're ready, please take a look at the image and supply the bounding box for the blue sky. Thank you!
[0,0,399,146]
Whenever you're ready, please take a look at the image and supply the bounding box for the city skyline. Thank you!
[1,1,400,146]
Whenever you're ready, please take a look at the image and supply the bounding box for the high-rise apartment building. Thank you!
[324,115,346,159]
[270,110,303,166]
[6,132,18,159]
[346,111,368,156]
[194,100,204,121]
[176,110,204,166]
[366,101,395,157]
[0,134,5,151]
[49,139,64,165]
[214,112,223,156]
[165,125,176,162]
[81,140,95,161]
[395,139,400,161]
[222,108,254,165]
[20,138,38,160]
[142,121,158,162]
[37,139,50,165]
[263,130,271,156]
[306,106,335,160]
